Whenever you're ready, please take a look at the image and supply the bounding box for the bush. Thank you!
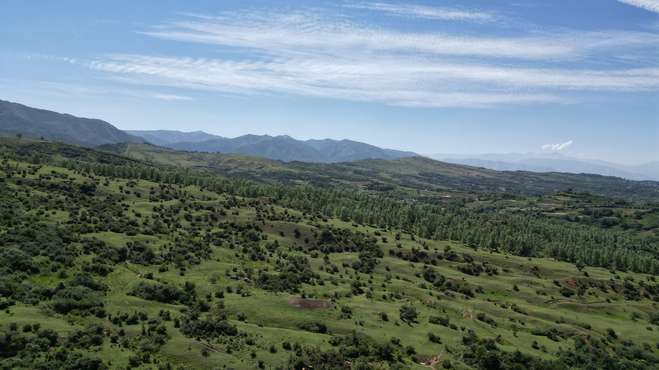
[298,322,328,334]
[399,305,418,325]
[129,282,192,305]
[51,286,104,316]
[340,306,353,319]
[429,316,450,327]
[180,317,238,339]
[67,324,105,348]
[476,313,497,327]
[560,287,575,297]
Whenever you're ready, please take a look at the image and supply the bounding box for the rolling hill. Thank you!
[0,99,143,147]
[0,135,657,370]
[99,142,659,202]
[1,100,656,202]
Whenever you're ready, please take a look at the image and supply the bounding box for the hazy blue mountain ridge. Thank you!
[431,153,659,181]
[148,132,418,163]
[0,99,143,147]
[126,130,220,146]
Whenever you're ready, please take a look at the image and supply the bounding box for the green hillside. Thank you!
[0,100,143,147]
[0,138,658,369]
[102,142,659,202]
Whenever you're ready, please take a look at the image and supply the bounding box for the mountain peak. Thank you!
[0,100,410,164]
[155,133,418,163]
[0,99,143,147]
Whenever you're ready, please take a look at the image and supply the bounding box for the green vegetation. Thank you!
[103,142,659,202]
[0,137,657,369]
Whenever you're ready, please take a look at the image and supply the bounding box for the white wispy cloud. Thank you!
[617,0,659,14]
[542,140,573,152]
[143,19,563,61]
[87,53,659,108]
[88,54,564,107]
[152,93,193,101]
[141,12,659,61]
[90,54,659,90]
[346,2,493,21]
[9,78,193,103]
[79,8,659,108]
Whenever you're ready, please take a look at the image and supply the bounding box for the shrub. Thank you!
[129,282,192,305]
[51,286,104,316]
[429,316,450,327]
[298,322,328,334]
[428,332,441,343]
[399,305,418,325]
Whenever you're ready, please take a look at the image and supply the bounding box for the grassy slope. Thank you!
[1,158,657,369]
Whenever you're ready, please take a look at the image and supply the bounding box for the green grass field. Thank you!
[0,151,658,370]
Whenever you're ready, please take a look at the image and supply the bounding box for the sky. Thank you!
[1,0,658,165]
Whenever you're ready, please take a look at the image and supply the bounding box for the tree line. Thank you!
[39,157,655,275]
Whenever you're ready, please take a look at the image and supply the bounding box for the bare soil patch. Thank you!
[563,277,578,289]
[288,297,332,309]
[416,353,443,369]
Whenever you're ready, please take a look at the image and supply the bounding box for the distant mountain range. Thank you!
[0,99,416,163]
[430,153,659,182]
[127,130,418,163]
[0,99,143,147]
[1,99,655,180]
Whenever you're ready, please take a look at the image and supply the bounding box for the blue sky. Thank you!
[1,0,658,164]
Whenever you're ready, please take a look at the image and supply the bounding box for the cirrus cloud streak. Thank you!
[345,2,494,21]
[83,8,659,108]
